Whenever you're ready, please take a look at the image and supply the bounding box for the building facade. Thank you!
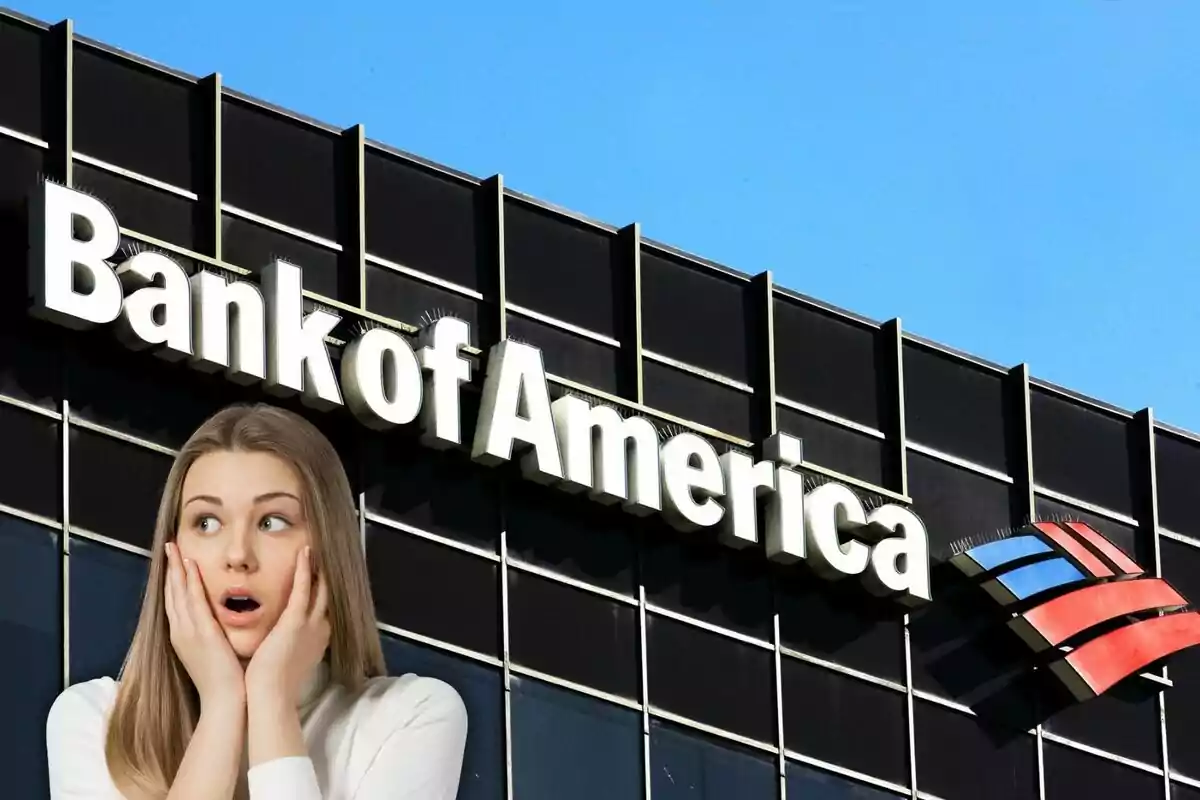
[2,8,1200,799]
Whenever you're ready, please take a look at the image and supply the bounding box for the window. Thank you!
[510,677,643,800]
[649,720,777,800]
[68,536,148,684]
[365,264,487,348]
[643,360,755,442]
[507,313,622,396]
[75,163,198,252]
[906,451,1016,557]
[0,514,59,800]
[380,635,503,800]
[222,214,340,301]
[786,762,903,799]
[775,298,888,430]
[0,402,59,521]
[781,657,909,786]
[1156,429,1200,539]
[365,523,499,657]
[0,17,44,138]
[74,45,200,191]
[1042,741,1161,800]
[647,613,776,744]
[1044,686,1162,767]
[1176,782,1200,800]
[364,149,484,291]
[1162,539,1200,780]
[914,699,1038,800]
[778,405,894,489]
[69,428,172,550]
[504,198,621,338]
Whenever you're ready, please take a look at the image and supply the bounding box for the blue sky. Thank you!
[15,1,1200,432]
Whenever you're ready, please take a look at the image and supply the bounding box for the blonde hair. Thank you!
[103,403,386,798]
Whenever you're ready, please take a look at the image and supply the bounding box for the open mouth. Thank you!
[222,595,260,613]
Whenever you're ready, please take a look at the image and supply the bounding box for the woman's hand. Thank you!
[164,541,246,712]
[244,546,330,708]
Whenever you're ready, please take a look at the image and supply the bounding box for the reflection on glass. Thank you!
[787,761,901,799]
[381,635,504,800]
[0,515,59,798]
[650,720,776,799]
[510,676,642,800]
[68,537,148,684]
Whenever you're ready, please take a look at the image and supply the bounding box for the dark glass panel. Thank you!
[365,522,498,657]
[781,657,909,786]
[74,163,197,251]
[1162,539,1200,781]
[509,570,639,699]
[777,405,891,489]
[362,428,500,551]
[1045,689,1161,766]
[74,46,198,190]
[787,762,903,798]
[68,536,148,683]
[1035,494,1145,567]
[1157,430,1200,540]
[1176,782,1200,800]
[1043,741,1161,800]
[364,150,483,290]
[510,677,642,800]
[505,477,636,596]
[650,721,777,800]
[365,264,485,348]
[0,402,59,521]
[506,313,620,396]
[0,514,59,800]
[647,613,776,744]
[903,341,1013,474]
[1030,388,1136,517]
[221,214,340,300]
[906,451,1015,558]
[381,635,504,800]
[914,699,1038,800]
[69,428,172,550]
[222,98,341,240]
[641,248,754,383]
[774,298,885,430]
[644,359,754,442]
[0,17,44,137]
[505,199,619,337]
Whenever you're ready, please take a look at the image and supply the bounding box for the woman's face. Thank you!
[174,449,312,659]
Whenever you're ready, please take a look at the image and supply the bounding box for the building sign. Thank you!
[950,521,1200,701]
[27,180,932,606]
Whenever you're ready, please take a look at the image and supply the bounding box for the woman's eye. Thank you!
[196,515,221,534]
[260,514,291,533]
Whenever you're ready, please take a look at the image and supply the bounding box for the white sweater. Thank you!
[45,664,468,799]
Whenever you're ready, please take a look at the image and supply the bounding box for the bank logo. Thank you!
[951,521,1200,701]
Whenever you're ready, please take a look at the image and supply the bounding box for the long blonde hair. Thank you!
[103,403,386,798]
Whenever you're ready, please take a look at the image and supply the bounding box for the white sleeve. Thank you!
[247,757,323,800]
[46,682,121,799]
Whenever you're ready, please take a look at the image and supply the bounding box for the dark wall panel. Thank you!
[1157,430,1200,540]
[0,17,45,138]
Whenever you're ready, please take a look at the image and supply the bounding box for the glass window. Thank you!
[1042,741,1162,800]
[364,149,484,291]
[74,45,199,191]
[1034,494,1147,568]
[506,313,622,397]
[1176,782,1200,800]
[1044,687,1162,767]
[0,402,59,521]
[647,613,776,744]
[510,676,643,800]
[0,514,60,800]
[68,536,148,684]
[641,248,756,384]
[1157,429,1200,539]
[508,569,640,700]
[365,523,498,657]
[222,214,341,301]
[903,341,1014,474]
[1030,388,1136,518]
[778,405,894,490]
[787,761,903,799]
[380,635,503,800]
[365,264,487,349]
[914,699,1038,800]
[0,17,44,138]
[644,360,755,442]
[775,298,887,430]
[69,428,172,551]
[781,657,909,787]
[504,199,620,338]
[1162,539,1200,780]
[649,720,777,800]
[74,163,198,252]
[222,98,342,241]
[906,451,1016,557]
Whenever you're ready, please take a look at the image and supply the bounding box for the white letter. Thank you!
[864,504,932,605]
[113,251,192,360]
[417,317,472,449]
[189,271,266,384]
[471,340,562,484]
[28,181,122,329]
[660,432,725,531]
[341,327,423,430]
[765,465,806,563]
[718,451,775,548]
[553,396,662,515]
[261,260,342,409]
[804,482,870,579]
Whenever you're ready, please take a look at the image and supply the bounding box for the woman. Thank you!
[46,403,468,799]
